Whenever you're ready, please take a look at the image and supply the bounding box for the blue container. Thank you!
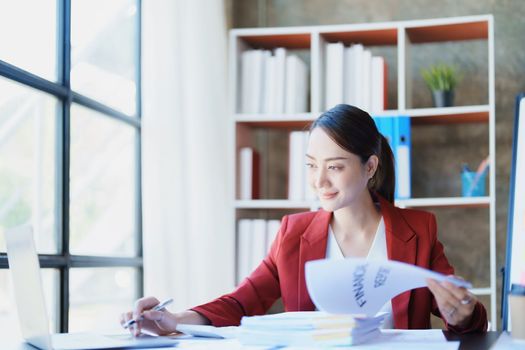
[461,170,487,197]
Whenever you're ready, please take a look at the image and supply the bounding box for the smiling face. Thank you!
[306,127,378,212]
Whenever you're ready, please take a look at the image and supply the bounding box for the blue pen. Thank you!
[123,298,174,329]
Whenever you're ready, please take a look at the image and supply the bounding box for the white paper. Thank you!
[282,329,458,350]
[165,328,458,350]
[305,258,471,316]
[175,324,239,339]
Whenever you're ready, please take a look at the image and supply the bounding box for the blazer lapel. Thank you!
[297,210,332,311]
[380,197,417,329]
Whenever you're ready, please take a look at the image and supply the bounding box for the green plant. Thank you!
[421,63,461,92]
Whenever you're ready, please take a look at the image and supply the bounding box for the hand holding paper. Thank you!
[305,258,471,316]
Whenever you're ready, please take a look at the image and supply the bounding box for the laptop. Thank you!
[4,225,179,350]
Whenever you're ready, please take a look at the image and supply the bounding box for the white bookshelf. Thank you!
[230,15,496,328]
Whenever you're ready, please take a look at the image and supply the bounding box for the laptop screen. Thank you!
[5,225,53,350]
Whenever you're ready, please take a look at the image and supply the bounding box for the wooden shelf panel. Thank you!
[236,113,315,129]
[235,105,490,128]
[239,33,311,49]
[235,200,313,209]
[406,105,490,125]
[406,21,488,43]
[321,28,397,46]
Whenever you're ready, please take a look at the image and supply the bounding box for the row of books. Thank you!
[239,135,316,202]
[237,219,280,282]
[239,117,411,201]
[240,48,309,114]
[325,42,388,113]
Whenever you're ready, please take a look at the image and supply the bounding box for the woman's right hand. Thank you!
[120,296,178,336]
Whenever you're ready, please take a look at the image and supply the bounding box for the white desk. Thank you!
[4,330,502,350]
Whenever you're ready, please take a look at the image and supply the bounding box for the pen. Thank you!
[123,298,174,329]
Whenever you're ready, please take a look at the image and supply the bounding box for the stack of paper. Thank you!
[237,311,386,347]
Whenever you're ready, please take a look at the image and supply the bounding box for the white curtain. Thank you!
[141,0,233,312]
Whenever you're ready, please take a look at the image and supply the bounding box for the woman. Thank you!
[121,104,487,335]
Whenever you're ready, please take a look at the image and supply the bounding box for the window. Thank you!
[0,0,142,333]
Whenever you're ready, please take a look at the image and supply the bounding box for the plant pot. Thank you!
[432,90,454,107]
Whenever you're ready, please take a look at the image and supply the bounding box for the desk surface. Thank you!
[444,331,501,350]
[5,331,502,350]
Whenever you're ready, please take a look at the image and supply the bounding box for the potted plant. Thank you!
[421,63,461,107]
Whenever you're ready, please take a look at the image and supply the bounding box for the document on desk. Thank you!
[305,258,472,316]
[175,324,238,339]
[282,330,459,350]
[164,330,458,350]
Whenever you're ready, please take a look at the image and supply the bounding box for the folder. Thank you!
[378,116,394,147]
[393,116,411,199]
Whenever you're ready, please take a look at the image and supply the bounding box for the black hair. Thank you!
[310,104,395,203]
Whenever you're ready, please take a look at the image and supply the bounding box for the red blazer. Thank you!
[192,196,487,333]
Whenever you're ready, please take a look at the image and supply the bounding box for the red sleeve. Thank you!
[190,216,288,326]
[427,213,488,333]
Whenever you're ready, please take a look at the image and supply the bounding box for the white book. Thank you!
[371,56,385,113]
[251,219,267,271]
[240,50,254,113]
[264,54,277,113]
[237,219,253,282]
[266,220,281,253]
[325,42,344,110]
[351,44,364,109]
[359,49,372,112]
[397,145,411,198]
[288,131,305,200]
[285,55,309,113]
[251,50,266,113]
[284,55,299,113]
[285,55,297,114]
[343,46,356,105]
[302,131,316,200]
[240,147,254,200]
[274,48,287,113]
[258,50,271,113]
[296,56,309,113]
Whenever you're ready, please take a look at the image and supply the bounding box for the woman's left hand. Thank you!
[426,276,476,327]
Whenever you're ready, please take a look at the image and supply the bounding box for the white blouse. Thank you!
[325,217,394,329]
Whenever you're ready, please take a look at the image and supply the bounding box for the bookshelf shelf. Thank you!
[395,196,490,209]
[235,200,313,209]
[405,20,488,43]
[235,105,490,127]
[239,33,311,49]
[235,113,314,128]
[321,28,398,46]
[230,14,496,328]
[406,105,490,124]
[236,197,489,210]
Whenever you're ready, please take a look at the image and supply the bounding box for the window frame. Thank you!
[0,0,143,332]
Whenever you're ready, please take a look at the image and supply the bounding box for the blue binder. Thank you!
[372,116,394,145]
[393,116,411,199]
